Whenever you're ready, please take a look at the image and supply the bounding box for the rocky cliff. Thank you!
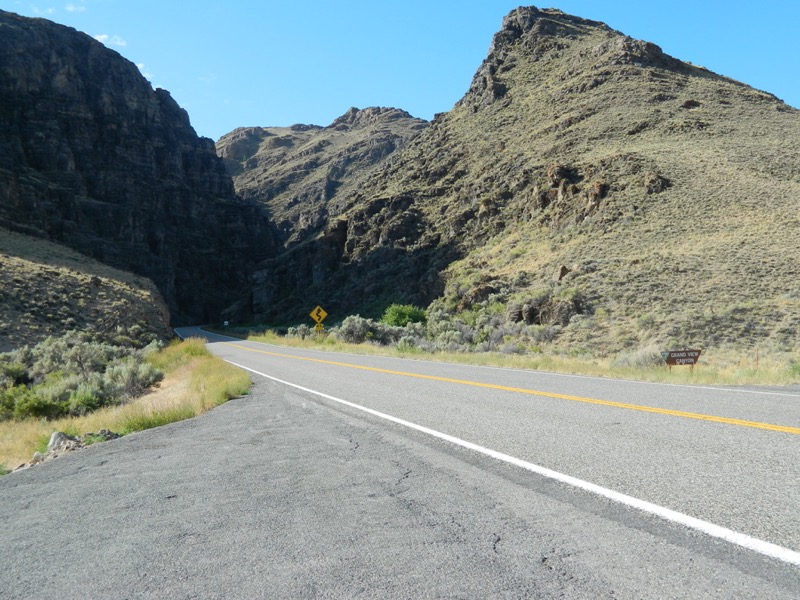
[0,10,276,324]
[245,6,800,354]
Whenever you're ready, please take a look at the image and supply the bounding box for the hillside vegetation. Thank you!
[3,6,799,365]
[236,7,800,358]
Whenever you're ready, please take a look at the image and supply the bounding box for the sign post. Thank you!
[661,349,702,370]
[309,305,328,335]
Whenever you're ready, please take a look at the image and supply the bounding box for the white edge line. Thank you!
[226,358,800,568]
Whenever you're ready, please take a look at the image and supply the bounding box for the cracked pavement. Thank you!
[1,376,797,598]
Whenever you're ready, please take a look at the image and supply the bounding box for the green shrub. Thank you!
[287,324,312,339]
[612,345,666,369]
[12,388,64,420]
[434,329,469,352]
[139,339,164,357]
[119,405,195,434]
[67,385,103,416]
[396,336,419,352]
[0,330,167,422]
[336,315,371,344]
[382,304,427,327]
[0,361,29,387]
[28,332,126,383]
[35,371,77,405]
[0,386,16,420]
[334,315,404,346]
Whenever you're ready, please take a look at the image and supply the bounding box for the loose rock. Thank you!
[13,430,122,472]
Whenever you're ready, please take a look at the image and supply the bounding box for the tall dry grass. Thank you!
[246,330,800,386]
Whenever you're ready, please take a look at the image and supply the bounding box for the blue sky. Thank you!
[6,1,800,140]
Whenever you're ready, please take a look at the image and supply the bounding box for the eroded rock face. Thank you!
[0,10,276,323]
[217,107,427,246]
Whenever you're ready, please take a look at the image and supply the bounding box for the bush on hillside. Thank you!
[103,359,163,400]
[381,304,427,327]
[612,345,666,369]
[0,361,29,388]
[9,385,63,420]
[324,296,567,355]
[287,324,312,339]
[332,315,405,345]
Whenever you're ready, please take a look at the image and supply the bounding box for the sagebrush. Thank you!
[0,328,163,421]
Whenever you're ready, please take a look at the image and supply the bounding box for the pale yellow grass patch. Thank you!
[246,331,800,387]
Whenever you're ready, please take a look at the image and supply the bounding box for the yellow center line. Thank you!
[225,342,800,435]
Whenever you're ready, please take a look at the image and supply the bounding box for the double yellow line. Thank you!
[227,343,800,435]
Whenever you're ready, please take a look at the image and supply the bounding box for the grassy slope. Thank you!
[444,26,800,354]
[0,227,171,351]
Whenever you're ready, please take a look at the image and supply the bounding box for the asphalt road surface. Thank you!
[1,327,798,598]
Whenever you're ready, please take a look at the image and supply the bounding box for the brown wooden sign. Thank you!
[662,349,702,366]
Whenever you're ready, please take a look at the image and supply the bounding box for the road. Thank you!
[1,327,798,598]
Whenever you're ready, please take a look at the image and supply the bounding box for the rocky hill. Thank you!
[0,10,276,326]
[243,7,800,355]
[217,107,427,245]
[0,227,170,351]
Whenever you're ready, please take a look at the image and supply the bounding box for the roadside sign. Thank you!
[310,305,328,324]
[662,349,702,366]
[315,323,324,332]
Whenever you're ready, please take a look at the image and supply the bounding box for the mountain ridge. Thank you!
[217,106,427,246]
[1,6,798,357]
[233,6,800,355]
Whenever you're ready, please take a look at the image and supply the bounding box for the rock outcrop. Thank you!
[13,429,122,472]
[217,107,427,246]
[0,10,276,323]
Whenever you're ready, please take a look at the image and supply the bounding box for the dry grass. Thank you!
[0,338,250,473]
[247,330,800,387]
